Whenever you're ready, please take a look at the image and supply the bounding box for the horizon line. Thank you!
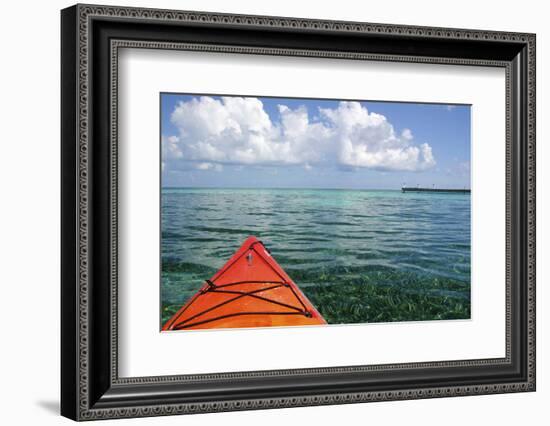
[161,186,472,191]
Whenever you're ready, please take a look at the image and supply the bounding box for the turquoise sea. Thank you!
[161,188,471,325]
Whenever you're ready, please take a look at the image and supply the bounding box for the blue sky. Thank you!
[161,94,470,190]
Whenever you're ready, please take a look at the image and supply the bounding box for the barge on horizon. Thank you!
[401,186,471,194]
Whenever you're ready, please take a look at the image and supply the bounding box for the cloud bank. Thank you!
[162,96,436,173]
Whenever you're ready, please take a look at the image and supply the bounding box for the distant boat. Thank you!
[401,186,470,194]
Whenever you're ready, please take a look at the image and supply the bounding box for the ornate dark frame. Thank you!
[61,3,536,421]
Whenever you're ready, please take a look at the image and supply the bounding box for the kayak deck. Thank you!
[163,236,327,331]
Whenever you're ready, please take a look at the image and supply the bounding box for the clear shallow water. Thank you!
[161,188,471,324]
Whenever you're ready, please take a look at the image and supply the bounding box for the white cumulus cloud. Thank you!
[162,96,436,173]
[195,162,223,171]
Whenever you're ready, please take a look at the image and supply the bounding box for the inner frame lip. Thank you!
[109,37,512,385]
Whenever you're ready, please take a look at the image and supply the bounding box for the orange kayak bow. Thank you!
[163,236,327,331]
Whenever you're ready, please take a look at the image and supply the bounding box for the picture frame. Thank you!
[61,3,536,421]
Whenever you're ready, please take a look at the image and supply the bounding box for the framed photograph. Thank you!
[61,4,536,421]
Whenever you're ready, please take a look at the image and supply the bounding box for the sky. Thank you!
[160,94,471,190]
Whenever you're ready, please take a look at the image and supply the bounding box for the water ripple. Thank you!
[161,188,471,315]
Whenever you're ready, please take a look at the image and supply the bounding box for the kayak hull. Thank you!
[163,236,326,331]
